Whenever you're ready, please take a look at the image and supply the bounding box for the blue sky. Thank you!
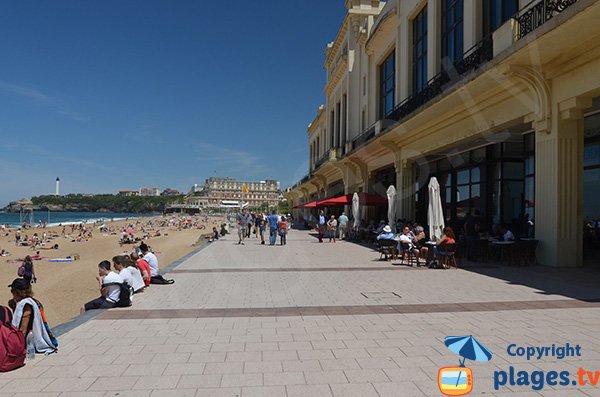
[0,1,344,206]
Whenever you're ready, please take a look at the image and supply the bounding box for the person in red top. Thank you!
[130,252,151,287]
[278,216,289,246]
[433,226,456,258]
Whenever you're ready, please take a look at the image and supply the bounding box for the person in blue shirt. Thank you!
[376,225,395,241]
[267,213,280,246]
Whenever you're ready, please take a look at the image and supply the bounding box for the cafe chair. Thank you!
[378,239,398,261]
[439,243,458,269]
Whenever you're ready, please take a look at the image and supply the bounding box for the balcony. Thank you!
[351,122,377,150]
[314,153,329,169]
[385,37,494,124]
[515,0,578,40]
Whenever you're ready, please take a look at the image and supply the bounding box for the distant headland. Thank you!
[2,194,184,214]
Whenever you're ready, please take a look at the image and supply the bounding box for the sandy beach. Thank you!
[0,214,225,327]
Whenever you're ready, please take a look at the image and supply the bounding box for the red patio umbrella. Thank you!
[318,193,387,207]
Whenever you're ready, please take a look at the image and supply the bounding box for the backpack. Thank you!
[0,306,26,372]
[103,282,132,308]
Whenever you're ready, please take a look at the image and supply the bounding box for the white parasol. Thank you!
[428,177,445,241]
[386,185,397,232]
[352,192,360,229]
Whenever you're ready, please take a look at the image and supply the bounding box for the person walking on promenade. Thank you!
[266,212,279,246]
[317,210,326,243]
[254,213,261,239]
[278,216,288,245]
[237,209,249,245]
[327,215,338,243]
[257,213,266,245]
[246,213,253,238]
[338,211,349,240]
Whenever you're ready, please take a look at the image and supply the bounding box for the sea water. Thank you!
[0,211,154,228]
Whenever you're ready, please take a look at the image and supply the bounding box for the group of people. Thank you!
[236,210,291,246]
[376,223,457,268]
[316,210,349,243]
[81,242,172,313]
[2,257,58,361]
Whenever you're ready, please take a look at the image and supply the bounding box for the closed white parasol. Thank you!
[428,177,445,241]
[352,192,360,229]
[386,185,396,232]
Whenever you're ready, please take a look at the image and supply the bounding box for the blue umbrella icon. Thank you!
[445,335,493,366]
[444,335,493,388]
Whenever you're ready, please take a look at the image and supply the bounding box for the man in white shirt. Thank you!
[140,243,158,277]
[81,260,123,313]
[113,255,145,293]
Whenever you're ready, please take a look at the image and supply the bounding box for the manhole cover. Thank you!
[361,292,402,299]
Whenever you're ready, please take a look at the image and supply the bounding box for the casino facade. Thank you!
[285,0,600,266]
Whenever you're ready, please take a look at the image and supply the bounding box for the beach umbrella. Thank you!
[352,192,360,229]
[444,335,493,365]
[386,185,396,233]
[444,335,493,389]
[428,177,445,241]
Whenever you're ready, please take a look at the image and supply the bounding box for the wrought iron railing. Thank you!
[387,37,493,123]
[314,153,329,169]
[515,0,578,39]
[351,122,377,150]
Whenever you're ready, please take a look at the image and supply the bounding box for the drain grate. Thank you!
[361,292,402,299]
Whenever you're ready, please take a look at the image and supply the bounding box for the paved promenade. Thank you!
[2,230,600,396]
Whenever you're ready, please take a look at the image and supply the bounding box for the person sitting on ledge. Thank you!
[80,260,123,313]
[8,278,58,354]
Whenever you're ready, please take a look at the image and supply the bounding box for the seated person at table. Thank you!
[432,227,456,267]
[398,227,422,261]
[376,225,395,240]
[499,225,515,241]
[413,224,427,246]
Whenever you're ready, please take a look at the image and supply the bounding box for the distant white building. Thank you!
[139,187,161,196]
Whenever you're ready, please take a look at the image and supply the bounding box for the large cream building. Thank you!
[186,177,280,209]
[286,0,600,267]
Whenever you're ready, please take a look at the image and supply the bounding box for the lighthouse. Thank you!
[55,177,60,196]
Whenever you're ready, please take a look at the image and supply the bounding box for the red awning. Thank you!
[317,193,388,207]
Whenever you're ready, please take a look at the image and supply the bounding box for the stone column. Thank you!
[398,159,416,222]
[534,98,587,267]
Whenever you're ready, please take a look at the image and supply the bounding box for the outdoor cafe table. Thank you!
[490,240,516,264]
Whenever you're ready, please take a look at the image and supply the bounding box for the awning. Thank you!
[318,193,387,207]
[293,200,321,209]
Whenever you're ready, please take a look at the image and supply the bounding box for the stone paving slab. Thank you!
[1,230,600,396]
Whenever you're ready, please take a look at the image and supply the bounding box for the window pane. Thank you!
[457,169,469,185]
[525,155,535,175]
[471,167,480,183]
[503,162,524,179]
[503,142,523,158]
[584,143,600,168]
[502,181,523,225]
[584,168,600,219]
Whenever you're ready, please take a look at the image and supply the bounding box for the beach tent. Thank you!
[428,177,445,241]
